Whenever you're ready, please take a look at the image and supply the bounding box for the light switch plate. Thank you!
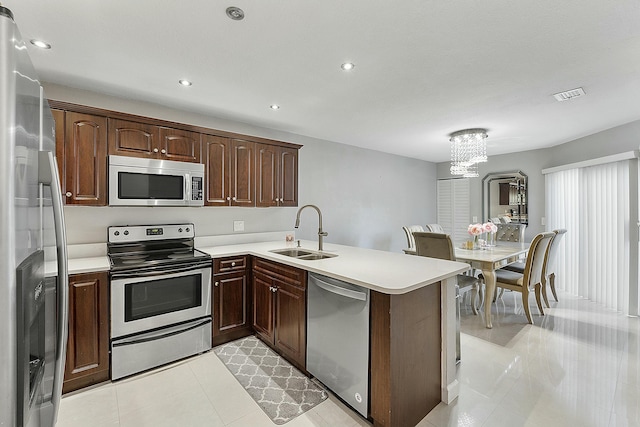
[233,220,245,232]
[541,217,546,226]
[472,216,478,223]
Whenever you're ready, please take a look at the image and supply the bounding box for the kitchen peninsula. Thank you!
[200,239,468,427]
[57,239,468,427]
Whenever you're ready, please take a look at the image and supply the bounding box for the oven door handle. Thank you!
[110,262,211,280]
[112,318,212,347]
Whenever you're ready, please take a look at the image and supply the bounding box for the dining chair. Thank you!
[495,223,526,242]
[402,225,425,254]
[503,229,567,306]
[489,231,555,324]
[413,232,481,315]
[425,224,445,233]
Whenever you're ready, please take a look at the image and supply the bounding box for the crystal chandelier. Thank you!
[449,128,488,178]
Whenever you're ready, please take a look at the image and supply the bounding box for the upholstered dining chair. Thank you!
[489,232,555,324]
[504,229,567,307]
[425,224,445,233]
[402,225,425,254]
[413,232,481,315]
[495,223,526,242]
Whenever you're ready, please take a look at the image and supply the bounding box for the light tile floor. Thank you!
[57,290,640,427]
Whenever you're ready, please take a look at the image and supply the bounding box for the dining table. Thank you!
[453,242,530,328]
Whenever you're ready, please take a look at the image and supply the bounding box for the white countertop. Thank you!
[48,240,469,294]
[200,240,469,294]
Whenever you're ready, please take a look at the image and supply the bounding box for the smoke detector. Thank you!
[553,87,586,102]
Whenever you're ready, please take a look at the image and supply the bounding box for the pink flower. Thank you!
[483,222,498,233]
[468,223,483,236]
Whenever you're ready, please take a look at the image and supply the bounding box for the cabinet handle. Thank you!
[161,149,166,154]
[214,281,219,287]
[226,196,231,201]
[232,197,237,201]
[231,262,236,267]
[153,148,159,153]
[271,286,278,293]
[65,192,72,197]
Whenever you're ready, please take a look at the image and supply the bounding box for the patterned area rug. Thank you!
[214,336,327,424]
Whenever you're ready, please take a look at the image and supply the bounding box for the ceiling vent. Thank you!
[553,87,586,102]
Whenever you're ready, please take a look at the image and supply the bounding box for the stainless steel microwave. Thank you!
[109,155,204,206]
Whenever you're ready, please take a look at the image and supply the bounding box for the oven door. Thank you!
[110,262,212,339]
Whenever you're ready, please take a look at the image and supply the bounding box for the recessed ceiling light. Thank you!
[270,104,280,110]
[30,39,51,49]
[178,79,192,87]
[226,6,245,20]
[341,62,355,71]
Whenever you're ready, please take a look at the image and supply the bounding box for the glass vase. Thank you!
[486,232,496,247]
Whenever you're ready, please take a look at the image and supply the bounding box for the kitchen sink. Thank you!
[297,253,337,260]
[270,248,314,257]
[269,248,337,260]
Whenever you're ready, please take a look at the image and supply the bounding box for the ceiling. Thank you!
[5,0,640,162]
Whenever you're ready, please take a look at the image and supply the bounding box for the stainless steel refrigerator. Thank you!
[1,5,69,427]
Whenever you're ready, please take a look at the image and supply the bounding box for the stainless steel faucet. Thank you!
[294,204,328,252]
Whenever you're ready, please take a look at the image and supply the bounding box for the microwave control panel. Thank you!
[191,177,203,201]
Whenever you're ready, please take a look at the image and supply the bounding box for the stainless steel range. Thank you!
[108,224,212,380]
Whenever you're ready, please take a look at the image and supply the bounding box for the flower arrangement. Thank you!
[467,222,498,249]
[467,223,484,236]
[483,222,498,234]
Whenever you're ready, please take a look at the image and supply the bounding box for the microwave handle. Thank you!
[185,173,191,202]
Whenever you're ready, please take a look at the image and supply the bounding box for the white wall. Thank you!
[436,119,640,240]
[48,84,436,253]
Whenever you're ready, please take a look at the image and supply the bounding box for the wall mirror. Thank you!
[482,171,528,225]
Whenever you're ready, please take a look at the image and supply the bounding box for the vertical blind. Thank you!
[545,161,630,313]
[437,178,470,244]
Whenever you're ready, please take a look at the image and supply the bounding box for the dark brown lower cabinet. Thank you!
[370,283,442,427]
[252,258,306,371]
[212,256,252,345]
[63,272,109,393]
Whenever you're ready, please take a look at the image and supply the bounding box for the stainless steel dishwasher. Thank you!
[307,272,370,418]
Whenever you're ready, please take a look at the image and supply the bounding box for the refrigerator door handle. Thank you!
[38,150,69,422]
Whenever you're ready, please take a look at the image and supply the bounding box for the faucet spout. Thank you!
[294,204,327,252]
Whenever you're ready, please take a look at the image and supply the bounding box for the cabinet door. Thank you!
[108,118,158,158]
[51,109,65,191]
[256,144,278,207]
[63,272,109,393]
[158,127,201,163]
[203,135,230,206]
[213,271,249,336]
[274,280,306,368]
[65,112,107,205]
[279,147,298,207]
[252,271,275,344]
[230,139,255,206]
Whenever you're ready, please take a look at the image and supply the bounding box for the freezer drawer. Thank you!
[306,273,370,417]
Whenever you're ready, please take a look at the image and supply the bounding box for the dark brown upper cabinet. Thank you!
[108,118,200,163]
[57,111,108,205]
[203,135,255,206]
[256,143,298,207]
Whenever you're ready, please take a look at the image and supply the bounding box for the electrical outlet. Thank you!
[233,220,245,232]
[472,216,478,223]
[541,217,546,226]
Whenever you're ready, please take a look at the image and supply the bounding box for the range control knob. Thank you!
[178,228,183,233]
[114,231,120,236]
[186,227,191,232]
[123,230,129,236]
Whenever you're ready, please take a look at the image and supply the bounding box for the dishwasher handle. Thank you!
[311,274,367,301]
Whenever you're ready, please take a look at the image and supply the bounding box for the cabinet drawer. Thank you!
[214,256,248,274]
[252,258,306,289]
